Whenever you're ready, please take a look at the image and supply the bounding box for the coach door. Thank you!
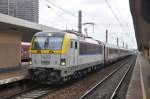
[69,40,78,66]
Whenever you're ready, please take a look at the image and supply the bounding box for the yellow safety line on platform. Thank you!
[139,60,147,99]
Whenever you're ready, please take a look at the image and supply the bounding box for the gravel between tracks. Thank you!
[0,80,39,99]
[81,56,135,99]
[43,57,131,99]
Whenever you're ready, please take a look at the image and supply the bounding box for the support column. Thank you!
[0,30,21,71]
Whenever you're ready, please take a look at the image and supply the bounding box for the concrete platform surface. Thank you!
[0,62,29,85]
[126,54,150,99]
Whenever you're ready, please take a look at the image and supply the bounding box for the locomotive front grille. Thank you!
[32,54,60,67]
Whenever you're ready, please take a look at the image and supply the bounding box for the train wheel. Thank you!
[73,72,78,79]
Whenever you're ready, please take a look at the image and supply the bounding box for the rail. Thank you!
[79,55,136,99]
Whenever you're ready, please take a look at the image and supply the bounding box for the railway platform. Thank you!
[0,62,29,85]
[126,53,150,99]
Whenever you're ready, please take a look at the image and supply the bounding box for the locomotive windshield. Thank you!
[32,36,63,50]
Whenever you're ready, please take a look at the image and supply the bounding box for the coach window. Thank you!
[75,42,77,49]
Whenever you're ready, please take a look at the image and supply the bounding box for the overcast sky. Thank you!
[39,0,137,49]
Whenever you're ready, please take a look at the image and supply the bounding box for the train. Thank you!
[27,31,132,84]
[21,42,30,62]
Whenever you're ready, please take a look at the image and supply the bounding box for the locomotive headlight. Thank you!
[61,62,66,66]
[29,58,32,65]
[60,58,66,66]
[29,61,32,65]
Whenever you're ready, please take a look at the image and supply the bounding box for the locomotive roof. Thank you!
[34,32,65,36]
[34,32,130,48]
[80,38,98,44]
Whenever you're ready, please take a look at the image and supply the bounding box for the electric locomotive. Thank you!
[28,31,131,84]
[28,31,105,83]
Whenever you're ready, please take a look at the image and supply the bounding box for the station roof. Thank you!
[0,13,60,42]
[129,0,150,51]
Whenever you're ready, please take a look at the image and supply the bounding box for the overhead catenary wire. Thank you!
[44,0,78,17]
[40,0,68,24]
[105,0,126,32]
[65,0,81,11]
[40,0,78,29]
[41,0,67,21]
[50,0,95,23]
[44,0,96,24]
[112,0,127,25]
[105,0,131,46]
[41,0,94,32]
[105,0,134,47]
[43,0,82,28]
[53,0,80,11]
[112,0,134,34]
[112,0,133,41]
[40,0,134,48]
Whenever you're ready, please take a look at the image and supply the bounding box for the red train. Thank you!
[21,42,30,61]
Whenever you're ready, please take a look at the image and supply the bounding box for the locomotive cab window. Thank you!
[75,41,78,49]
[32,36,64,50]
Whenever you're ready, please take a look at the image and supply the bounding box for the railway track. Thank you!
[12,87,57,99]
[2,82,60,99]
[79,55,136,99]
[0,80,42,99]
[43,56,135,99]
[0,56,136,99]
[10,59,129,99]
